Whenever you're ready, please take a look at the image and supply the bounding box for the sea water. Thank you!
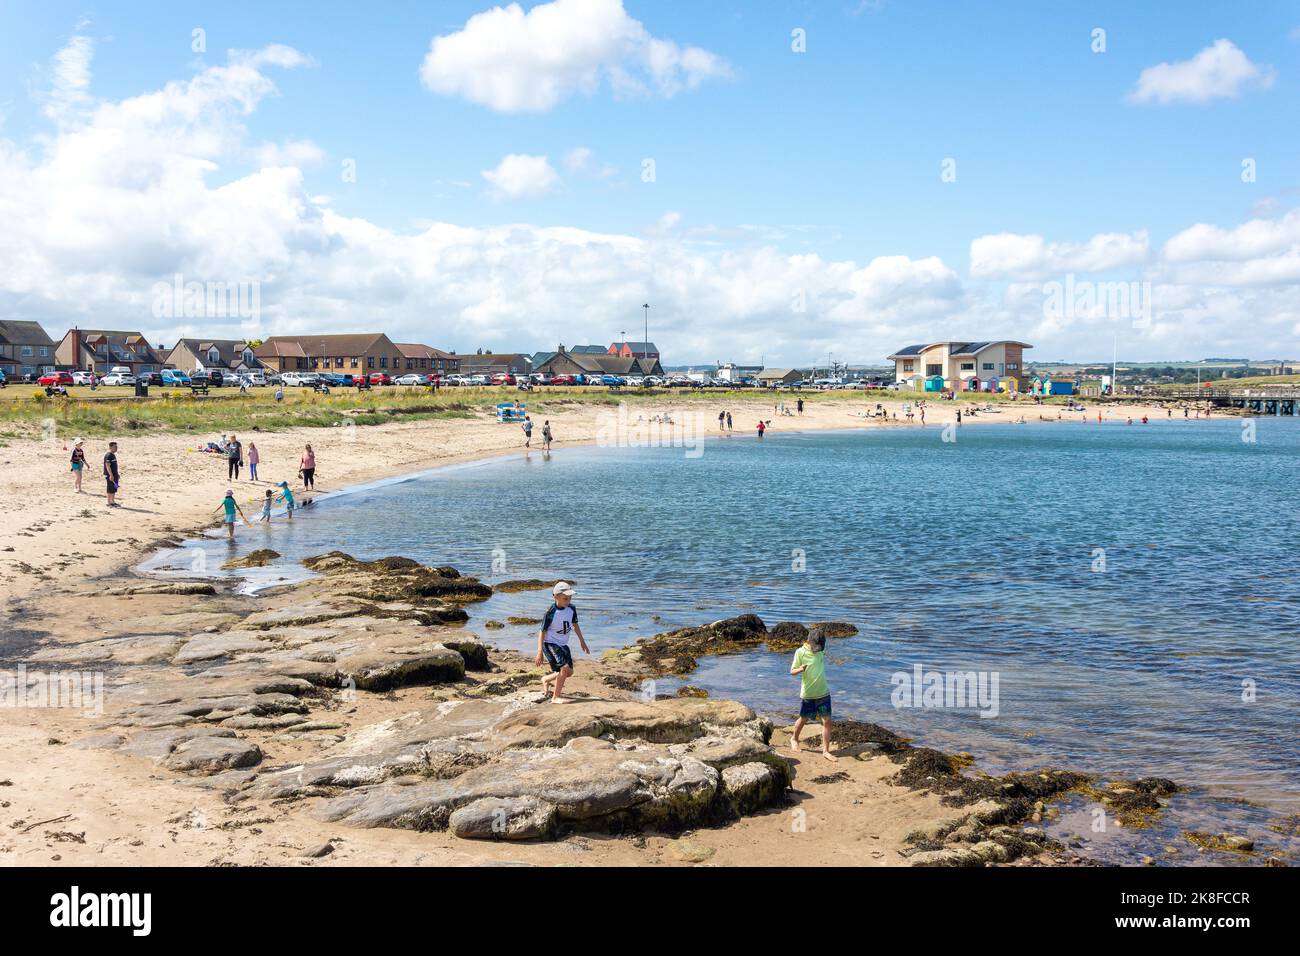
[142,417,1300,864]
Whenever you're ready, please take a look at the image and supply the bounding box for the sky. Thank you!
[0,0,1297,366]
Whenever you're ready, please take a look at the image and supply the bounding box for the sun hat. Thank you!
[73,437,84,445]
[552,581,575,597]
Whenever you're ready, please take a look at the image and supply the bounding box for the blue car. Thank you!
[160,369,191,386]
[600,375,626,386]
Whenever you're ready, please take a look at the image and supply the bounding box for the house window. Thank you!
[351,358,358,368]
[926,364,942,376]
[380,357,387,368]
[208,348,221,364]
[902,362,914,373]
[982,362,994,370]
[367,357,374,368]
[960,362,974,371]
[1007,362,1019,370]
[20,346,32,356]
[39,347,49,357]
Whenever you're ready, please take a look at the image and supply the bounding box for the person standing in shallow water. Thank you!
[757,420,766,438]
[541,420,553,451]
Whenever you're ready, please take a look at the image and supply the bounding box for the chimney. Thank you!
[558,343,566,354]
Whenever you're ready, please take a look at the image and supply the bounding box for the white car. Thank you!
[101,372,135,386]
[395,373,427,386]
[71,370,95,385]
[469,374,490,386]
[643,375,663,387]
[626,376,645,387]
[242,372,268,386]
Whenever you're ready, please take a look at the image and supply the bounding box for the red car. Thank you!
[368,372,393,385]
[491,373,516,386]
[549,374,577,386]
[38,371,74,387]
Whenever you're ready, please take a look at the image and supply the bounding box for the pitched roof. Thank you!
[757,367,797,379]
[255,333,391,358]
[170,338,263,369]
[0,320,56,347]
[613,341,658,352]
[395,342,456,360]
[66,329,163,362]
[569,345,608,354]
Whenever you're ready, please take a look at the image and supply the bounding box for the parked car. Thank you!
[600,374,625,386]
[529,373,552,385]
[279,371,307,386]
[549,374,577,386]
[468,374,490,386]
[0,369,7,387]
[241,371,268,387]
[395,373,427,386]
[38,371,75,387]
[489,372,515,386]
[69,370,95,385]
[191,369,226,388]
[368,372,393,386]
[642,375,663,387]
[160,369,191,386]
[100,372,136,386]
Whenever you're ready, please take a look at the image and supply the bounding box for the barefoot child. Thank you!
[215,490,248,539]
[790,629,836,761]
[259,489,274,522]
[275,480,296,519]
[535,581,588,704]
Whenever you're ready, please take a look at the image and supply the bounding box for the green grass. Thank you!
[0,382,1075,437]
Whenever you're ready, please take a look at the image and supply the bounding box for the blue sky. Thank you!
[1,0,1297,364]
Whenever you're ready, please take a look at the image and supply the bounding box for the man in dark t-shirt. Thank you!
[103,442,120,507]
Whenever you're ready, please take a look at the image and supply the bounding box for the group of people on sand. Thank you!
[207,440,320,539]
[519,415,553,450]
[530,577,837,758]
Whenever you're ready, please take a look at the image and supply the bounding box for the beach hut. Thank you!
[1030,376,1046,396]
[1049,380,1074,395]
[924,374,945,392]
[987,376,1002,393]
[965,376,981,392]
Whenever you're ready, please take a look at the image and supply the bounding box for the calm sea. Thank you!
[142,417,1300,865]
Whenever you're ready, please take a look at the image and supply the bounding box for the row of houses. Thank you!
[0,321,667,382]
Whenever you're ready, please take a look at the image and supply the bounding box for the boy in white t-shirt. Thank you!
[535,581,589,704]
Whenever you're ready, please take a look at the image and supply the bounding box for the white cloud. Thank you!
[1128,39,1274,105]
[970,231,1149,280]
[42,33,96,126]
[255,138,324,168]
[563,145,616,178]
[4,39,1300,365]
[419,0,731,112]
[481,153,559,199]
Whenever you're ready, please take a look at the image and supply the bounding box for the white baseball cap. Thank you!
[552,581,575,597]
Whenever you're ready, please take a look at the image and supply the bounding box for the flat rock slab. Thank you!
[103,581,218,596]
[242,601,368,631]
[490,697,766,748]
[162,735,263,775]
[175,633,269,664]
[449,796,556,840]
[336,645,465,692]
[29,634,186,666]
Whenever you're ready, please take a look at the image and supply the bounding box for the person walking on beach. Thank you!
[247,442,260,481]
[522,415,533,447]
[300,444,316,489]
[215,490,247,539]
[70,438,87,492]
[275,480,296,519]
[227,435,243,481]
[797,397,804,415]
[541,420,553,451]
[103,442,120,507]
[919,406,926,426]
[718,411,726,431]
[535,581,589,704]
[789,629,836,762]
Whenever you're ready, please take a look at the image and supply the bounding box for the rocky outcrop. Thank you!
[302,552,493,605]
[222,549,281,570]
[612,614,860,676]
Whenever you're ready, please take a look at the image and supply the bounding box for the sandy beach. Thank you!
[0,392,1206,867]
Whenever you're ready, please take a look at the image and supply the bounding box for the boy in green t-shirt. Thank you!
[789,629,836,761]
